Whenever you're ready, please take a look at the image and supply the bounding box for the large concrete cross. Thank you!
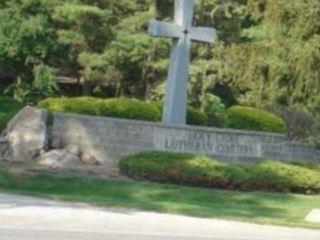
[149,0,216,124]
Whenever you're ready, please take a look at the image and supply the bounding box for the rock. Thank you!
[81,153,100,166]
[306,209,320,223]
[0,138,8,160]
[51,133,62,149]
[39,149,46,156]
[1,107,49,162]
[38,150,81,169]
[65,144,81,156]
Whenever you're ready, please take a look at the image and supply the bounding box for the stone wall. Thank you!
[52,112,320,170]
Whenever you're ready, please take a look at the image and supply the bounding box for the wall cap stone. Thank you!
[53,112,287,139]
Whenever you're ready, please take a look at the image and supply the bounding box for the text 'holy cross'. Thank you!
[149,0,217,125]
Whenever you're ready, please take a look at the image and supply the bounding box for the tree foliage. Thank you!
[0,0,58,100]
[0,0,319,117]
[225,0,320,112]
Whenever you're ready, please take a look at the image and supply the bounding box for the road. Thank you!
[0,193,319,240]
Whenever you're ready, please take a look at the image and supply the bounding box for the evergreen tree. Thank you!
[225,0,320,112]
[102,3,170,99]
[52,0,115,95]
[0,0,319,115]
[0,0,59,100]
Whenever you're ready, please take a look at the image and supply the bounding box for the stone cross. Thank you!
[149,0,216,124]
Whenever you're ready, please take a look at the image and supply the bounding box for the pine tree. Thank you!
[0,0,59,100]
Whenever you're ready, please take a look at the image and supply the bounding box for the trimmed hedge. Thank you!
[0,97,24,131]
[226,106,285,133]
[248,161,320,193]
[39,97,161,122]
[120,151,320,194]
[38,98,286,132]
[38,97,104,115]
[102,98,161,121]
[39,97,207,125]
[151,102,208,126]
[186,107,208,126]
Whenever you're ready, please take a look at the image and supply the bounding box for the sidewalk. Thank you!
[0,193,319,240]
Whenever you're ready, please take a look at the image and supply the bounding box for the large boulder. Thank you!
[65,144,81,156]
[38,149,81,169]
[0,137,9,161]
[0,106,49,162]
[81,153,100,166]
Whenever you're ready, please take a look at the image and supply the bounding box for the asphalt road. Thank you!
[0,228,219,240]
[0,193,319,240]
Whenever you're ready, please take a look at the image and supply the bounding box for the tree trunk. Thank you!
[82,78,91,96]
[14,75,22,99]
[115,79,123,98]
[76,75,82,96]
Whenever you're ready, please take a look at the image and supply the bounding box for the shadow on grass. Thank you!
[2,172,316,227]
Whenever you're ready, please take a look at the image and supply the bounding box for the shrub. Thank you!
[151,102,208,126]
[0,113,12,132]
[226,106,285,133]
[291,161,320,171]
[0,97,24,131]
[38,97,103,115]
[120,151,320,194]
[33,64,60,99]
[38,97,161,122]
[186,107,208,126]
[271,106,320,146]
[0,96,24,112]
[102,98,161,121]
[64,97,104,116]
[203,95,227,127]
[248,161,320,194]
[39,98,67,112]
[120,151,249,189]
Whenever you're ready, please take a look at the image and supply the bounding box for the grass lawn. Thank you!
[0,170,319,229]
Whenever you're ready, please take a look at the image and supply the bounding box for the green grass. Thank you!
[0,170,319,229]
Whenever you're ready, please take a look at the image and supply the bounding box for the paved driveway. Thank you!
[0,193,319,240]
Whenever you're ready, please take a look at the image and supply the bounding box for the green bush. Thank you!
[38,98,66,112]
[0,113,11,132]
[102,98,161,121]
[0,97,24,131]
[38,97,103,115]
[120,151,249,189]
[120,151,320,194]
[151,102,208,126]
[38,97,161,122]
[248,161,320,194]
[186,107,208,126]
[203,95,227,127]
[226,106,285,133]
